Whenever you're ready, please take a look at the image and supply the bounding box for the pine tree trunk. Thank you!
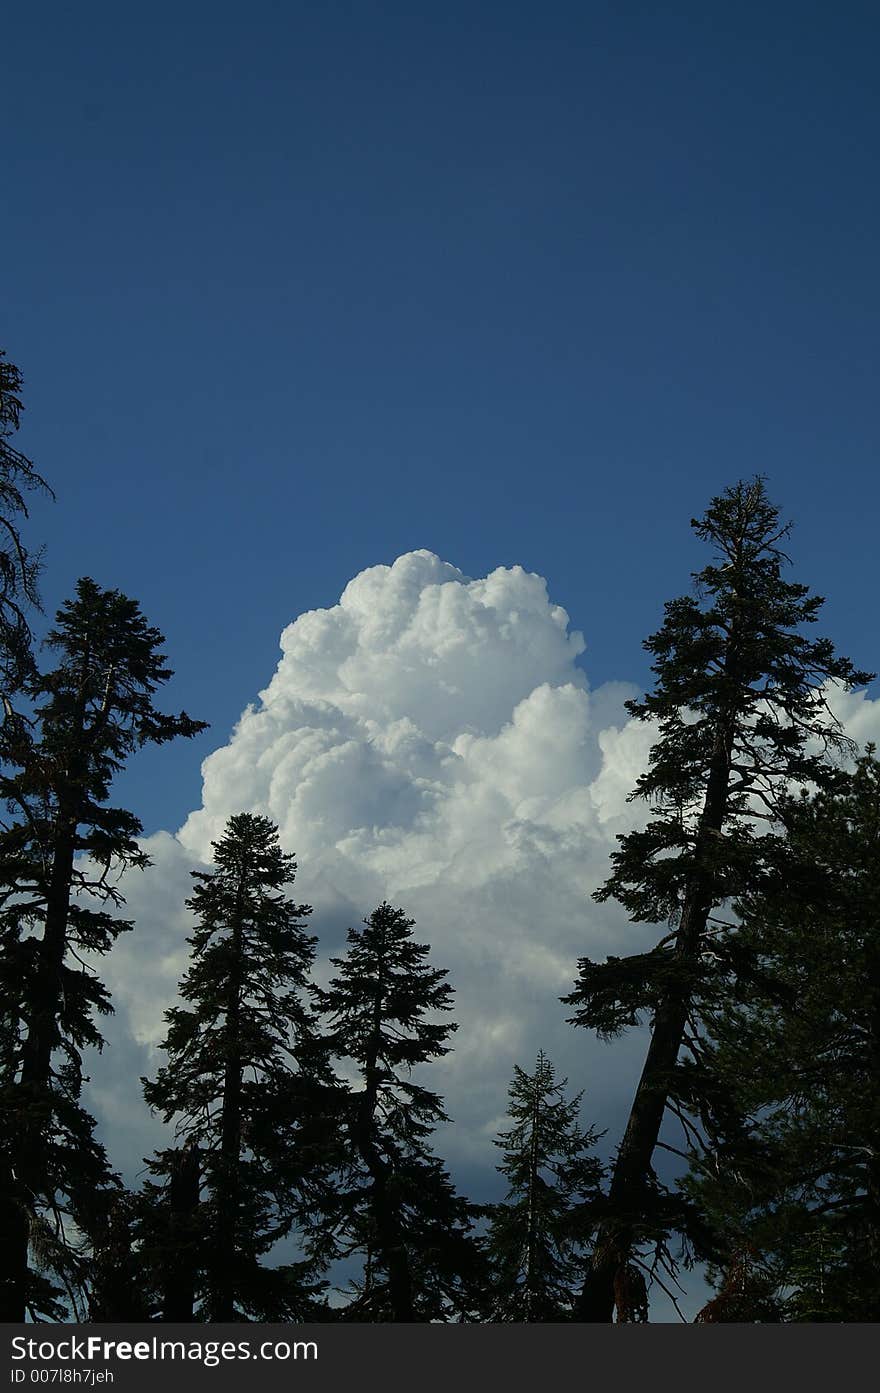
[20,818,76,1090]
[1,811,77,1322]
[4,652,88,1321]
[577,944,700,1320]
[524,1074,540,1322]
[579,718,735,1321]
[164,1145,200,1322]
[212,896,244,1322]
[20,651,88,1100]
[0,1162,29,1321]
[368,1161,414,1322]
[356,962,415,1322]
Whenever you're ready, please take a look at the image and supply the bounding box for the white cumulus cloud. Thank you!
[89,550,880,1220]
[93,551,656,1183]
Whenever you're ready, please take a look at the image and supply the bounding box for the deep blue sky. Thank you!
[5,0,879,833]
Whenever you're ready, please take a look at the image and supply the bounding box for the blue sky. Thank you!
[4,0,879,834]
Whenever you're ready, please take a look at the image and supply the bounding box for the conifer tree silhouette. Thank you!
[0,579,206,1320]
[689,750,880,1321]
[142,813,332,1321]
[487,1051,604,1321]
[564,479,873,1321]
[316,902,481,1321]
[0,349,52,709]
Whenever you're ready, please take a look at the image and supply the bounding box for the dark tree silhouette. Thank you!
[564,478,873,1321]
[316,902,481,1321]
[128,1142,203,1323]
[87,1189,152,1322]
[687,749,880,1321]
[0,579,206,1320]
[0,350,52,708]
[486,1051,604,1321]
[142,813,331,1322]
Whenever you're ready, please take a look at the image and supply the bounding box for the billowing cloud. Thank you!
[88,549,880,1312]
[94,552,656,1180]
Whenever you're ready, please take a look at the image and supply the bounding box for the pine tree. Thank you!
[0,578,206,1320]
[563,478,873,1321]
[0,349,52,708]
[486,1051,604,1321]
[87,1188,152,1322]
[686,750,880,1321]
[316,902,481,1321]
[142,813,332,1322]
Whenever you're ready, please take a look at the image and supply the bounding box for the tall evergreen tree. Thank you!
[486,1051,604,1321]
[142,813,331,1322]
[687,750,880,1321]
[0,349,52,708]
[563,478,873,1321]
[316,902,481,1321]
[0,578,206,1320]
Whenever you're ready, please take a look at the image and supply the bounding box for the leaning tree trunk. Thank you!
[579,716,735,1322]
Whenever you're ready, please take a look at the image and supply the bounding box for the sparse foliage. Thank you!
[0,350,52,706]
[486,1051,604,1320]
